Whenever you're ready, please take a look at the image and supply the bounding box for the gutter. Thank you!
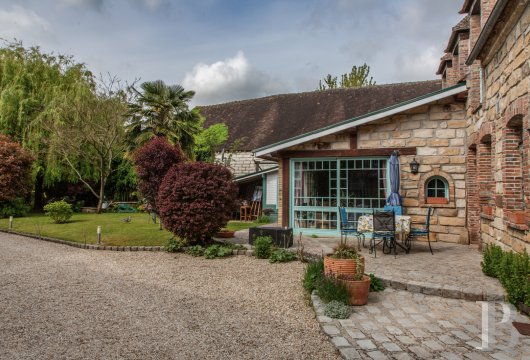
[466,0,509,65]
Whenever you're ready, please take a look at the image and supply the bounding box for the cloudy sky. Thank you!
[1,0,463,105]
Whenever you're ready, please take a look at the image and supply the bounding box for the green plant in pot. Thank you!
[323,242,365,279]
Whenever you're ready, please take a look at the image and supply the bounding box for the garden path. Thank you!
[314,288,530,360]
[0,232,340,360]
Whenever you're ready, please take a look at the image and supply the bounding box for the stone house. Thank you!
[200,0,530,253]
[454,0,530,253]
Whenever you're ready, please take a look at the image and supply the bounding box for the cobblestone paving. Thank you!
[314,288,530,360]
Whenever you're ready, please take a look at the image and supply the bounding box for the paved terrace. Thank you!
[232,228,506,301]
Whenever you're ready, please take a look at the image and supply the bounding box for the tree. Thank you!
[318,63,376,90]
[132,136,185,223]
[126,80,203,158]
[47,78,128,213]
[0,135,34,202]
[194,123,228,162]
[0,40,95,209]
[157,162,238,244]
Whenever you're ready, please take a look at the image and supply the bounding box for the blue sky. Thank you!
[0,0,464,105]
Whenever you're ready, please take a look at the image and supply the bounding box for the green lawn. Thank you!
[0,213,259,247]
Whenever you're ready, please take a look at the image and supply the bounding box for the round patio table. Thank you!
[357,214,412,234]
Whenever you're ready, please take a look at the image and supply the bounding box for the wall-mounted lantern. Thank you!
[409,157,419,174]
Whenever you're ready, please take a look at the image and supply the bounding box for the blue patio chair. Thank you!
[338,207,365,250]
[371,209,396,258]
[383,205,402,215]
[406,207,434,255]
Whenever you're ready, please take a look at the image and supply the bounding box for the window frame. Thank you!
[425,176,449,205]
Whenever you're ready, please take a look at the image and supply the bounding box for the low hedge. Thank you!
[482,243,530,306]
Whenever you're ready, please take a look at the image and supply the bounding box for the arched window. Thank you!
[425,176,449,204]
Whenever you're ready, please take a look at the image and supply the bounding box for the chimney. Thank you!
[480,0,497,28]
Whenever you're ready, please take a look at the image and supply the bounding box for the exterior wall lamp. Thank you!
[409,157,419,174]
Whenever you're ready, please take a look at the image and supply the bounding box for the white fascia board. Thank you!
[234,167,278,183]
[254,84,467,157]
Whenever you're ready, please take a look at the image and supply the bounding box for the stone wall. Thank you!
[466,3,530,253]
[357,100,468,244]
[276,99,468,243]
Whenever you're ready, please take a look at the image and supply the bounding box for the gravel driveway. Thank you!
[0,233,340,360]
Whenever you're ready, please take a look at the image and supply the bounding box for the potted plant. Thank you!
[324,243,365,279]
[338,271,371,306]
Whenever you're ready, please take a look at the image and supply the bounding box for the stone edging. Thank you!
[311,291,361,360]
[375,275,506,302]
[0,229,255,255]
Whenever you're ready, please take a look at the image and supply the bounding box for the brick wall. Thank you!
[466,3,530,253]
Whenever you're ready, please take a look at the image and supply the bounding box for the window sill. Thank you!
[426,198,449,205]
[421,202,455,209]
[507,222,528,232]
[480,213,494,221]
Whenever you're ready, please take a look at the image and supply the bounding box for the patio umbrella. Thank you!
[386,150,402,206]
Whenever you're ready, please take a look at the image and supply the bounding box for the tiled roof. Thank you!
[199,80,442,151]
[436,53,453,75]
[444,16,470,52]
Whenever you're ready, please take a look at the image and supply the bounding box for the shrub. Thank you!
[316,275,350,305]
[257,215,270,224]
[0,198,31,218]
[303,259,324,293]
[165,237,187,253]
[0,135,34,203]
[133,136,185,213]
[481,245,530,305]
[369,274,385,292]
[43,200,73,223]
[324,300,351,319]
[482,243,504,277]
[185,245,204,257]
[269,248,297,263]
[157,162,237,244]
[204,244,234,259]
[253,236,273,259]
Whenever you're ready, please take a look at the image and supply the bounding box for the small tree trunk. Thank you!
[33,170,45,211]
[96,172,105,214]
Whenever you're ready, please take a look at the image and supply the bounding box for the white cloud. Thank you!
[0,5,50,40]
[183,51,285,105]
[395,46,441,81]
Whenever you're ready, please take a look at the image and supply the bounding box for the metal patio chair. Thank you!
[371,209,396,258]
[406,206,434,255]
[338,207,365,250]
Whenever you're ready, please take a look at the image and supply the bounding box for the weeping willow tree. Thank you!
[46,77,128,213]
[0,40,95,209]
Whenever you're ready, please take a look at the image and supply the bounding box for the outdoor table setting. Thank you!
[357,214,411,235]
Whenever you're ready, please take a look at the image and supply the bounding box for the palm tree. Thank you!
[126,80,202,157]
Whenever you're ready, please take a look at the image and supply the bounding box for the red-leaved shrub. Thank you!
[0,135,34,202]
[157,162,238,243]
[133,136,185,212]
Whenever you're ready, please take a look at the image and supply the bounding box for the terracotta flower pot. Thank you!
[324,255,365,278]
[338,274,371,306]
[215,230,235,238]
